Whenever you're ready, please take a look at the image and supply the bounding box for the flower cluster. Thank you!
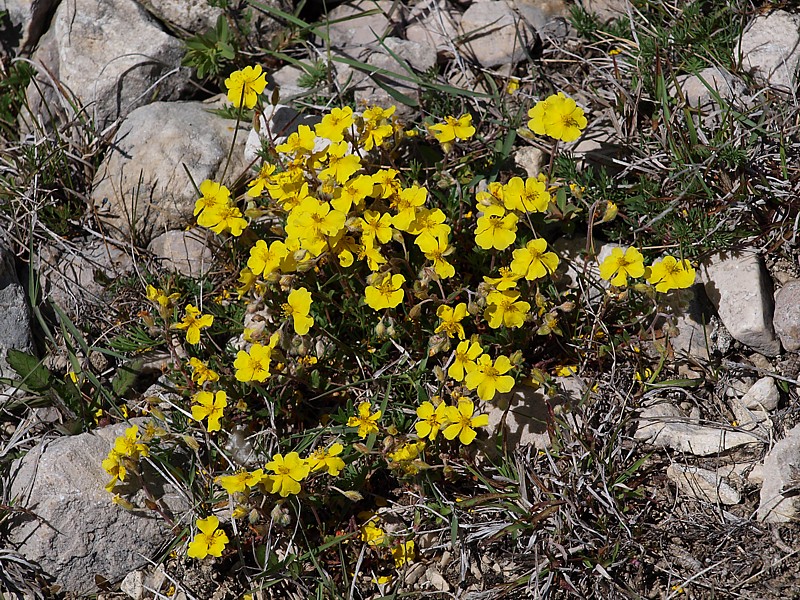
[599,248,696,291]
[102,425,149,491]
[528,92,588,142]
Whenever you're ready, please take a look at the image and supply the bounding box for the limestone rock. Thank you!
[269,64,307,102]
[676,67,745,127]
[635,400,762,456]
[36,238,134,321]
[459,1,537,68]
[0,0,60,54]
[513,146,546,178]
[485,383,566,450]
[324,0,404,48]
[92,101,248,242]
[666,464,741,505]
[701,251,780,356]
[669,284,715,361]
[738,10,800,92]
[406,0,460,61]
[773,279,800,351]
[0,241,34,380]
[581,0,631,21]
[24,0,192,130]
[9,421,189,594]
[740,376,780,411]
[757,424,800,522]
[511,0,570,42]
[148,228,215,278]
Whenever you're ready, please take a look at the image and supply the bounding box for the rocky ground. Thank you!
[3,0,800,598]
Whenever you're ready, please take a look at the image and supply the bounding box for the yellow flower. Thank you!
[247,239,288,277]
[484,290,530,329]
[315,106,354,142]
[429,114,475,143]
[173,305,213,345]
[510,239,559,280]
[448,339,483,382]
[246,162,276,198]
[483,267,520,291]
[391,185,427,232]
[347,401,381,437]
[234,334,279,382]
[391,540,416,567]
[415,401,447,440]
[360,521,385,546]
[442,398,489,445]
[194,179,230,217]
[320,141,362,184]
[527,92,587,142]
[307,443,346,476]
[264,452,310,497]
[646,256,696,292]
[474,205,518,250]
[364,272,405,311]
[283,287,314,335]
[388,440,426,474]
[217,469,264,494]
[198,201,248,237]
[410,208,451,250]
[332,174,374,213]
[187,515,229,559]
[598,246,645,287]
[191,390,227,432]
[189,357,219,386]
[506,78,520,95]
[275,124,316,156]
[435,303,468,339]
[503,177,550,213]
[464,354,515,401]
[421,235,455,279]
[146,285,179,311]
[358,210,394,246]
[225,65,267,109]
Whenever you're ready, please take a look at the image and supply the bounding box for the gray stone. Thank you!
[701,251,780,356]
[757,424,800,522]
[676,67,745,128]
[120,570,144,600]
[669,284,714,361]
[738,10,800,92]
[635,400,762,456]
[581,0,631,21]
[513,146,546,178]
[485,383,565,450]
[0,0,60,54]
[666,464,741,505]
[406,1,460,61]
[354,37,437,119]
[728,394,771,438]
[9,421,190,594]
[740,376,780,411]
[23,0,192,130]
[148,228,215,278]
[36,238,134,321]
[0,242,34,380]
[459,1,537,68]
[324,0,404,48]
[511,0,570,42]
[773,279,800,351]
[92,100,248,243]
[552,238,615,303]
[269,64,307,102]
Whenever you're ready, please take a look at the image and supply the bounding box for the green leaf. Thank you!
[6,349,51,391]
[111,360,142,397]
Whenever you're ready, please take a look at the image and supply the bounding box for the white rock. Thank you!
[635,400,762,456]
[324,0,404,48]
[148,228,215,278]
[269,64,307,102]
[484,382,572,450]
[139,0,290,38]
[8,421,190,594]
[677,67,742,110]
[773,279,800,351]
[0,0,59,53]
[92,100,248,242]
[740,377,780,411]
[0,241,34,380]
[748,462,765,485]
[511,0,570,42]
[581,0,631,21]
[120,570,144,600]
[406,1,460,61]
[24,0,191,129]
[513,146,546,178]
[425,567,450,592]
[459,1,537,68]
[669,287,714,362]
[757,424,800,522]
[738,10,800,92]
[666,464,741,505]
[701,251,780,356]
[552,238,616,303]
